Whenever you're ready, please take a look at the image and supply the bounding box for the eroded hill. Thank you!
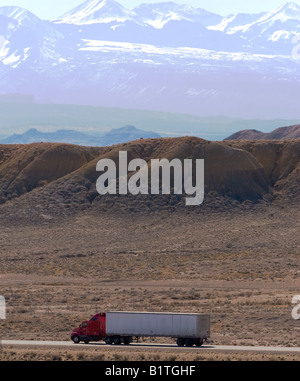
[225,124,300,140]
[0,137,299,222]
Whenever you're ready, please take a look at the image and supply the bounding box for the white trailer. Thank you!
[105,311,210,347]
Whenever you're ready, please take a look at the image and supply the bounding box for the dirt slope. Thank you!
[0,143,103,204]
[224,140,300,202]
[0,137,299,220]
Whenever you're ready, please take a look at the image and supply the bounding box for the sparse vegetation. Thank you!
[0,137,299,361]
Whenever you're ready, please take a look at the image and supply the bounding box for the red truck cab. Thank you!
[71,313,106,344]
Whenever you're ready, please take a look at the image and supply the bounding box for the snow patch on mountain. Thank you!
[3,51,20,66]
[269,30,292,42]
[207,13,265,34]
[79,38,280,64]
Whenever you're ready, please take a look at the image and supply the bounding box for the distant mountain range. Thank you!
[3,123,299,146]
[225,124,300,140]
[0,125,161,146]
[57,0,222,28]
[0,1,300,119]
[1,102,299,141]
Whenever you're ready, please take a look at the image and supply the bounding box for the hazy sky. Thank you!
[0,0,298,19]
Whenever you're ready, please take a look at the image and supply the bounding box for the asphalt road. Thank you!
[1,340,300,353]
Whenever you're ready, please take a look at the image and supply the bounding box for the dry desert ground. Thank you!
[0,137,299,361]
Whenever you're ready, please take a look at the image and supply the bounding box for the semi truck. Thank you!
[71,311,210,347]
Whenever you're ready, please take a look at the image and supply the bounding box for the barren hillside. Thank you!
[0,137,299,223]
[225,124,300,140]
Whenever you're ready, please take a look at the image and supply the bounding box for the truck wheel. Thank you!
[123,337,131,345]
[177,338,184,347]
[185,339,193,347]
[72,336,80,344]
[196,339,203,347]
[105,337,112,345]
[113,336,121,345]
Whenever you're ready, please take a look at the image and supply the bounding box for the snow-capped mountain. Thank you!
[209,2,300,53]
[56,0,136,24]
[242,2,300,48]
[56,0,222,27]
[210,2,300,35]
[0,6,42,27]
[52,0,300,53]
[0,1,300,119]
[0,6,64,69]
[134,2,222,28]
